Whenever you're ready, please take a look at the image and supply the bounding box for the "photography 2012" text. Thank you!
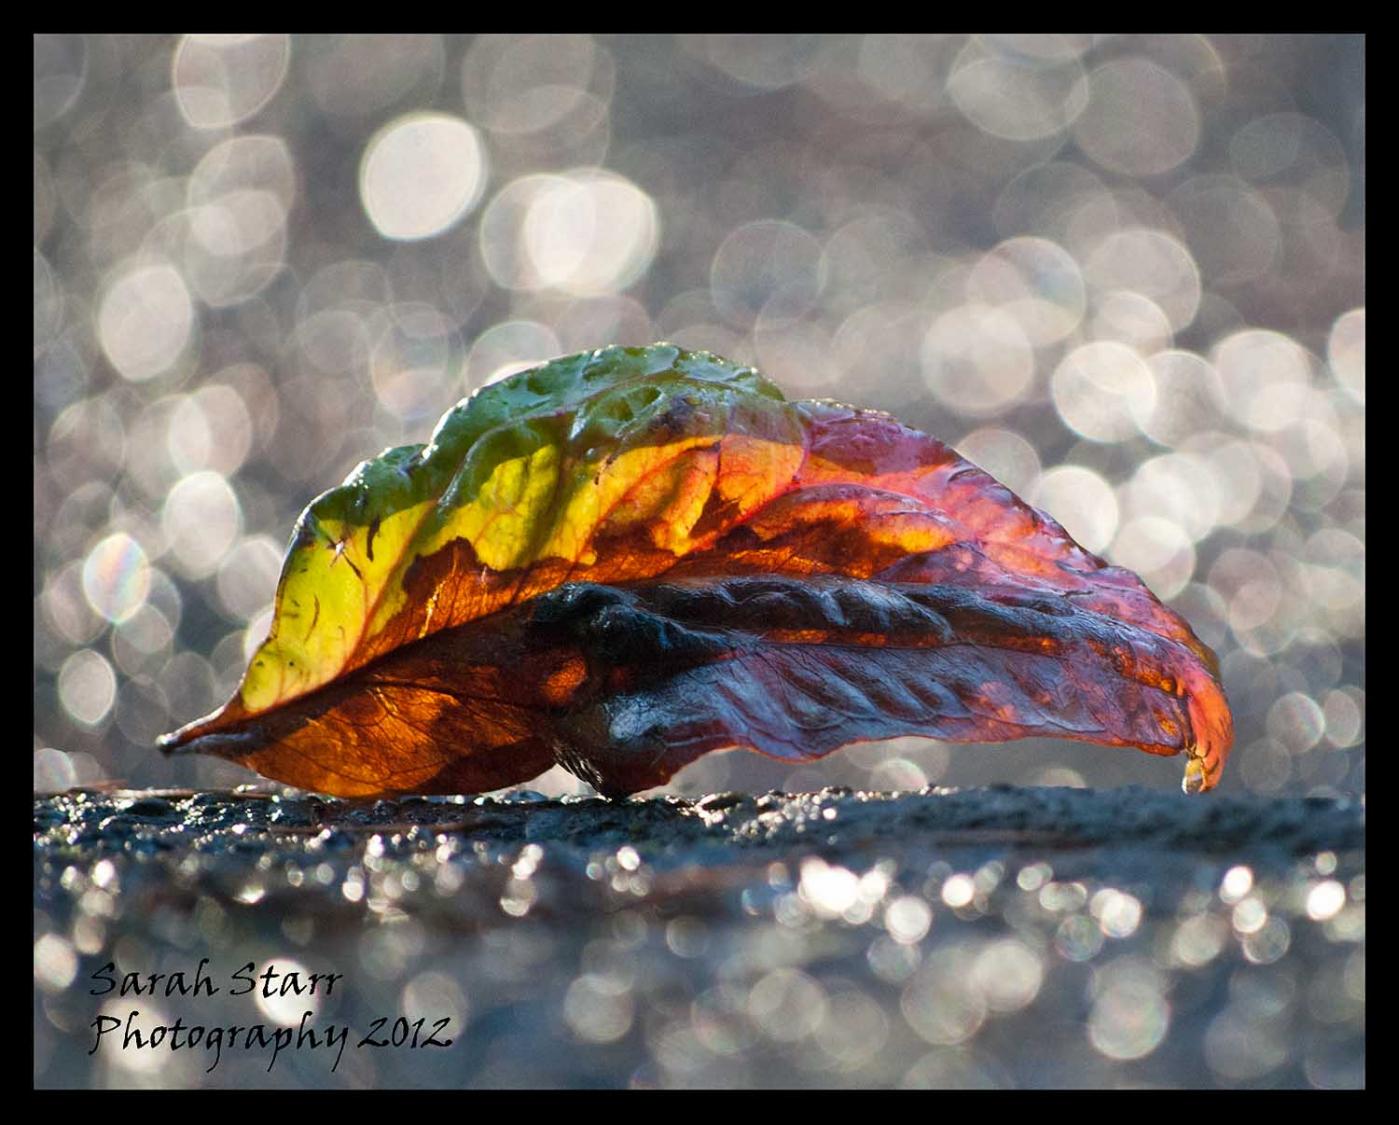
[88,958,453,1073]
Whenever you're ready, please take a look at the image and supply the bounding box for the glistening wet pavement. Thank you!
[34,785,1364,1088]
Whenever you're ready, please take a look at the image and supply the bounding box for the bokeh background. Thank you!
[34,34,1365,800]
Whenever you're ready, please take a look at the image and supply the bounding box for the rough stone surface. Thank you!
[34,786,1365,1089]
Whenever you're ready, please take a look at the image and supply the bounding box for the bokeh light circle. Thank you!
[947,39,1088,141]
[480,171,658,295]
[466,320,563,389]
[97,261,195,382]
[161,471,243,579]
[462,34,606,134]
[522,171,659,295]
[1327,308,1365,404]
[1073,57,1201,176]
[955,427,1042,497]
[172,34,291,130]
[1032,465,1119,553]
[711,220,824,328]
[922,304,1034,417]
[360,113,488,242]
[81,533,151,625]
[1084,228,1202,331]
[1212,329,1314,434]
[34,34,88,129]
[58,649,118,728]
[1052,341,1157,443]
[1110,516,1196,599]
[966,236,1086,346]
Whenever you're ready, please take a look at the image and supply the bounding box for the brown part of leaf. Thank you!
[164,612,563,797]
[168,573,1231,799]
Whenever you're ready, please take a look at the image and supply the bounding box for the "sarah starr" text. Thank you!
[90,958,344,999]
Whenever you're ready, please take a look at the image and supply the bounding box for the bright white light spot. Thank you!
[523,171,658,294]
[1121,451,1221,544]
[800,858,860,917]
[1109,516,1195,599]
[1306,880,1346,922]
[972,939,1043,1011]
[1266,692,1326,753]
[966,236,1086,346]
[98,262,194,382]
[563,974,633,1043]
[58,649,117,727]
[1091,889,1144,939]
[884,896,932,944]
[1052,340,1157,443]
[1032,466,1119,553]
[1327,308,1364,404]
[922,304,1034,416]
[1213,329,1314,433]
[161,471,243,579]
[1322,689,1363,748]
[1091,290,1173,355]
[1084,228,1201,331]
[1089,970,1169,1060]
[34,747,77,792]
[253,958,320,1026]
[1220,865,1253,903]
[361,113,487,241]
[1170,913,1227,968]
[168,385,254,476]
[940,874,975,909]
[34,933,78,992]
[1139,350,1228,447]
[1232,896,1267,935]
[482,171,658,296]
[81,533,150,624]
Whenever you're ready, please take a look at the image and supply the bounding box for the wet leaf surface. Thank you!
[160,344,1233,797]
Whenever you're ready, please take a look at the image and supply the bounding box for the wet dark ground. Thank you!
[34,785,1364,1089]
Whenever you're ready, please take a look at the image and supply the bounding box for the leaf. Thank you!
[159,343,1233,797]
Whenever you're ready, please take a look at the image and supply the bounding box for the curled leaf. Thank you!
[160,344,1232,796]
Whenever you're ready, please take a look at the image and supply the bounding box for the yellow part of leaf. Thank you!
[241,430,808,718]
[242,503,429,712]
[537,434,719,567]
[416,440,564,573]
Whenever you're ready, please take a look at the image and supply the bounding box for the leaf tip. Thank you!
[1182,752,1220,795]
[156,708,256,762]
